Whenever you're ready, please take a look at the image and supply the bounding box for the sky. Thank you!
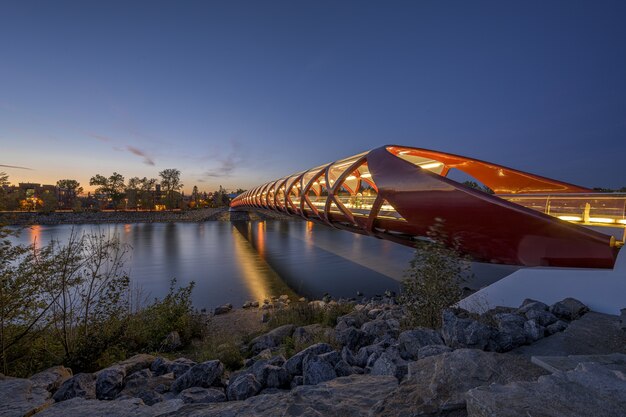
[1,0,625,193]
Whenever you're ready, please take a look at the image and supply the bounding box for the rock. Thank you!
[29,366,72,393]
[334,360,354,377]
[546,320,569,335]
[525,308,558,326]
[368,308,383,319]
[118,370,175,403]
[442,309,494,350]
[227,373,261,400]
[96,367,126,400]
[550,298,589,320]
[133,389,164,405]
[341,346,357,366]
[53,373,96,402]
[335,327,372,350]
[214,303,233,315]
[284,342,333,375]
[34,397,155,417]
[397,328,444,360]
[178,387,226,404]
[113,354,156,375]
[302,354,337,385]
[260,312,270,323]
[355,344,384,368]
[360,319,400,341]
[290,375,303,388]
[249,324,295,354]
[524,319,546,342]
[0,377,52,417]
[279,294,289,302]
[517,299,549,314]
[373,349,547,416]
[490,313,528,352]
[466,362,626,417]
[160,331,182,352]
[292,324,333,346]
[620,308,626,331]
[165,375,397,417]
[370,347,408,380]
[151,357,195,378]
[260,365,290,388]
[417,344,453,359]
[171,360,224,392]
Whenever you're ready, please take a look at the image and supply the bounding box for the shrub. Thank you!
[399,219,471,329]
[266,301,354,329]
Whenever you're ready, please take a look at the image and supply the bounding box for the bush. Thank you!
[266,301,354,329]
[399,220,470,329]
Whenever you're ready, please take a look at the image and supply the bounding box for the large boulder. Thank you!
[259,365,290,389]
[524,319,546,342]
[417,344,452,359]
[525,309,558,326]
[397,328,444,360]
[113,354,156,375]
[151,357,195,378]
[372,349,547,416]
[52,373,96,402]
[33,397,158,417]
[360,319,400,342]
[442,309,493,350]
[249,324,295,354]
[0,377,52,417]
[159,375,397,417]
[370,347,408,380]
[490,313,528,352]
[96,367,126,400]
[334,327,373,350]
[171,360,224,392]
[466,362,626,417]
[226,373,262,401]
[302,354,337,385]
[284,342,333,375]
[550,298,589,321]
[29,366,72,393]
[178,387,226,404]
[118,369,176,404]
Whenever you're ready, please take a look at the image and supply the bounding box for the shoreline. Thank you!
[0,207,294,226]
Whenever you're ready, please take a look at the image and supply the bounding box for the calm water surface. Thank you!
[12,220,516,310]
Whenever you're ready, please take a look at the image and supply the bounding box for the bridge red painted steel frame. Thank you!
[230,145,619,269]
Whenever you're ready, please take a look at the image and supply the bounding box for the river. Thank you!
[10,220,517,310]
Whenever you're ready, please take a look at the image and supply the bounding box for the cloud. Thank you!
[203,141,242,178]
[126,146,155,166]
[89,133,113,143]
[0,164,33,170]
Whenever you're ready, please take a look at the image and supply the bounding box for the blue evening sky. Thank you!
[1,0,625,192]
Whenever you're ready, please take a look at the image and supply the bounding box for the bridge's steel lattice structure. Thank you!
[231,145,623,269]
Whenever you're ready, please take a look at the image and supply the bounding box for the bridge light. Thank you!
[419,162,443,170]
[558,216,582,222]
[589,217,615,224]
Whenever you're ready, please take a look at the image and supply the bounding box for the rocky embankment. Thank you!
[2,297,625,417]
[0,207,291,226]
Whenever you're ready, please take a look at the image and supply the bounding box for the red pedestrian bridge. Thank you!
[230,145,624,269]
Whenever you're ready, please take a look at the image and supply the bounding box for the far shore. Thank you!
[0,207,294,226]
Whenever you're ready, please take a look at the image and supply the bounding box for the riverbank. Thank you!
[0,208,293,226]
[3,295,625,416]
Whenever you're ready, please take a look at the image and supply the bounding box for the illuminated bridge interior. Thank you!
[231,145,623,269]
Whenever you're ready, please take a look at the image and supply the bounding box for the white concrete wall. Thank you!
[459,249,626,315]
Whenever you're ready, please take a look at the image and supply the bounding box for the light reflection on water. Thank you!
[12,220,411,310]
[12,220,517,310]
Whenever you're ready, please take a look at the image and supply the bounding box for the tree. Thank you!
[159,169,183,209]
[139,177,158,210]
[0,172,9,210]
[90,173,126,209]
[39,190,57,213]
[56,179,83,209]
[126,177,142,209]
[399,219,470,328]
